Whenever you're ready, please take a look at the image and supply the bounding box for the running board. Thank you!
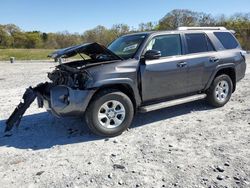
[139,94,207,113]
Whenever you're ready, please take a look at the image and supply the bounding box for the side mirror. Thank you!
[144,50,161,60]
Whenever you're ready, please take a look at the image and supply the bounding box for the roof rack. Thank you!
[177,27,227,31]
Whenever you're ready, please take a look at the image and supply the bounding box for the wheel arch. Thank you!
[87,83,140,113]
[206,66,236,92]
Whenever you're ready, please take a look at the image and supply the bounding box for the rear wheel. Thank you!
[85,89,134,137]
[206,74,233,107]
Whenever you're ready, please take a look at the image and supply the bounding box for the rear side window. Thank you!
[185,33,215,54]
[214,32,239,49]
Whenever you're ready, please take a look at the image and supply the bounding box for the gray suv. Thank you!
[6,27,246,137]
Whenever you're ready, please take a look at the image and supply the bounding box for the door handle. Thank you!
[177,62,187,68]
[210,57,220,63]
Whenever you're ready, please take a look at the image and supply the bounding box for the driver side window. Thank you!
[146,34,182,57]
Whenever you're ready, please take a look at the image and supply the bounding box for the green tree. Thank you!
[0,25,12,48]
[158,9,215,30]
[4,24,21,36]
[12,31,27,48]
[83,25,112,45]
[25,32,42,48]
[41,32,48,43]
[138,22,156,31]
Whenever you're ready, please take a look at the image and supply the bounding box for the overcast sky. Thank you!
[1,0,250,33]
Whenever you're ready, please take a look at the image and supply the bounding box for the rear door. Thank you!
[140,34,189,102]
[183,33,218,93]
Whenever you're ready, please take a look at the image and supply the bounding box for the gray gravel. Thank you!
[0,56,250,188]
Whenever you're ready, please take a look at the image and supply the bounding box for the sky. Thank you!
[0,0,250,33]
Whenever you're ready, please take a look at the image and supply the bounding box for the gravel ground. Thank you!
[0,56,250,188]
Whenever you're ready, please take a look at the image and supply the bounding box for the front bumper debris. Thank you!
[5,83,49,132]
[5,83,95,132]
[5,87,37,132]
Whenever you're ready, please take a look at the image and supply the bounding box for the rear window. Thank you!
[214,32,239,49]
[185,33,215,54]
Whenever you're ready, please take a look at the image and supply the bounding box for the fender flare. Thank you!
[87,78,142,107]
[204,63,236,91]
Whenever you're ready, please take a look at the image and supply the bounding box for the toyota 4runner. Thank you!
[5,27,247,137]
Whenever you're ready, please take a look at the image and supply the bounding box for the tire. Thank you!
[85,89,134,137]
[206,74,233,107]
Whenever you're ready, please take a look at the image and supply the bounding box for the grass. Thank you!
[0,49,55,61]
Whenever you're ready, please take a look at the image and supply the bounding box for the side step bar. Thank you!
[139,94,207,113]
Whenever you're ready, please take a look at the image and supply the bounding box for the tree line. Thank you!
[1,9,250,50]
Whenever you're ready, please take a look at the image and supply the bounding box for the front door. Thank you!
[140,34,189,102]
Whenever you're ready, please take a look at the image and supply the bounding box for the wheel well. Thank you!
[215,68,236,92]
[91,84,137,112]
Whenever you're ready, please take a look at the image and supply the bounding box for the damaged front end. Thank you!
[5,42,122,132]
[5,66,94,132]
[44,65,95,117]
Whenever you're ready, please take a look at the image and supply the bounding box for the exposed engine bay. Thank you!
[48,63,92,89]
[5,42,122,132]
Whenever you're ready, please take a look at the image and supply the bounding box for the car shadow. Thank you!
[0,100,212,150]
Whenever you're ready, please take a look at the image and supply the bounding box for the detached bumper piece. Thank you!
[5,83,50,132]
[5,87,37,132]
[5,82,95,132]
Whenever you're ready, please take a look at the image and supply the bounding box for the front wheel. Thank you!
[206,74,233,107]
[85,89,134,137]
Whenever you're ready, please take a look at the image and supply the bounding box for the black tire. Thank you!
[206,74,233,107]
[85,89,134,137]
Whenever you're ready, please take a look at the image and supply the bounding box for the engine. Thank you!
[48,66,91,89]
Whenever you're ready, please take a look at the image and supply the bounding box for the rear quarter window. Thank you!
[214,32,239,49]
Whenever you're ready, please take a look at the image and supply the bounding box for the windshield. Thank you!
[108,34,147,59]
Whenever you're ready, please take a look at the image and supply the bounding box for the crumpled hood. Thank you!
[48,42,122,61]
